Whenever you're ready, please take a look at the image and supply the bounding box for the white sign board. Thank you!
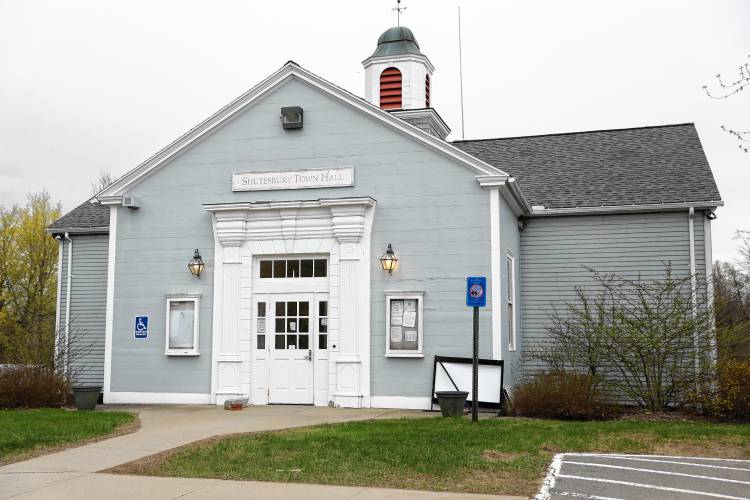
[434,361,503,404]
[232,167,354,192]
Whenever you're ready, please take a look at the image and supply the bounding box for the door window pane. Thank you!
[299,301,309,316]
[299,318,309,333]
[168,301,195,349]
[319,301,327,317]
[287,260,300,278]
[313,259,327,277]
[273,260,286,278]
[287,301,297,316]
[275,335,285,349]
[318,334,328,349]
[275,302,285,316]
[299,335,309,350]
[301,259,314,277]
[257,334,266,350]
[275,318,285,333]
[260,260,272,278]
[258,302,266,317]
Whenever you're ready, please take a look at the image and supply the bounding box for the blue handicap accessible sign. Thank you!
[134,316,149,339]
[466,276,487,307]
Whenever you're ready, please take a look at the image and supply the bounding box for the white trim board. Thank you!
[107,392,212,405]
[97,61,508,201]
[102,206,117,403]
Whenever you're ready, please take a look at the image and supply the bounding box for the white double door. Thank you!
[261,293,328,405]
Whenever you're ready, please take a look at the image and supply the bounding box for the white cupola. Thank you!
[362,26,449,139]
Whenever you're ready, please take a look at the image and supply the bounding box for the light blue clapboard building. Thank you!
[48,26,722,408]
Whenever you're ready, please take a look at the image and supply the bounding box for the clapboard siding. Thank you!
[57,234,109,387]
[519,211,709,372]
[111,77,500,397]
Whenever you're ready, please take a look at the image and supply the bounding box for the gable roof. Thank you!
[47,199,110,234]
[97,61,507,202]
[453,123,722,212]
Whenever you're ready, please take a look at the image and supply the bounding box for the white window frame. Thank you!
[384,291,424,358]
[256,255,329,280]
[506,254,517,352]
[165,295,200,356]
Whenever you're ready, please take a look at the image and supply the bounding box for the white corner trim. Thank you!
[102,206,117,403]
[370,395,432,410]
[489,189,503,361]
[107,392,211,405]
[98,62,506,198]
[54,239,63,364]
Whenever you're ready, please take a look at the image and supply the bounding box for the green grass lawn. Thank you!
[117,416,750,497]
[0,409,135,464]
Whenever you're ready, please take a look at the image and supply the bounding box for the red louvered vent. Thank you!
[425,73,431,108]
[380,67,402,110]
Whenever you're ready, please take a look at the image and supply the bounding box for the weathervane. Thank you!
[393,0,406,26]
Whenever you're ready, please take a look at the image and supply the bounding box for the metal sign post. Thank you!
[466,277,486,423]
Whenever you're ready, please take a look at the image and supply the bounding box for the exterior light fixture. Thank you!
[379,243,399,274]
[188,249,205,278]
[280,106,303,129]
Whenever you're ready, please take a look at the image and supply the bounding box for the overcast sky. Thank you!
[1,0,748,260]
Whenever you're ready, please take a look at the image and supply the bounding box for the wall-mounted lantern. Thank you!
[379,243,399,274]
[188,249,205,278]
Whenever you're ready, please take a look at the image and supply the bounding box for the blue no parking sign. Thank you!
[466,277,487,307]
[134,316,149,339]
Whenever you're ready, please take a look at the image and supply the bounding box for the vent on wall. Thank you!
[425,74,430,108]
[380,67,402,110]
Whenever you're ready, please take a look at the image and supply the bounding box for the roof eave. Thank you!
[529,200,724,217]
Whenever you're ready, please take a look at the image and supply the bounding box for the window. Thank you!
[165,296,200,356]
[385,291,424,357]
[507,255,516,351]
[257,301,266,350]
[259,258,327,279]
[274,300,310,350]
[380,67,402,109]
[318,300,328,349]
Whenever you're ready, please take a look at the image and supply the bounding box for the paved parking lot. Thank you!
[537,452,750,500]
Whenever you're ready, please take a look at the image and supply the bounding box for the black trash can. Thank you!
[72,387,101,410]
[435,390,469,417]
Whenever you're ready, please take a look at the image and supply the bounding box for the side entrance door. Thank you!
[268,294,314,404]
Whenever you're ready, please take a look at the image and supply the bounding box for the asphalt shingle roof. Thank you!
[453,123,722,210]
[49,199,110,232]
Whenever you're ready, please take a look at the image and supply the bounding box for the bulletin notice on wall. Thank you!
[389,299,418,351]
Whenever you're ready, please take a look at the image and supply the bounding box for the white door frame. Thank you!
[205,197,375,408]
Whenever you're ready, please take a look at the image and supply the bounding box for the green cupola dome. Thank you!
[369,26,424,58]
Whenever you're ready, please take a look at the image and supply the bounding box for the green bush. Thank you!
[511,371,613,420]
[0,365,69,408]
[693,359,750,420]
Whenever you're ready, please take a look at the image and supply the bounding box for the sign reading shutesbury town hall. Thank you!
[232,166,354,192]
[466,277,487,308]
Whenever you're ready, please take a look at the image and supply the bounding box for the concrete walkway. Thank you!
[0,405,523,499]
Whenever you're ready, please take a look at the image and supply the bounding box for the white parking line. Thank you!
[535,453,563,500]
[586,456,750,472]
[554,491,624,500]
[564,460,750,485]
[555,474,750,500]
[565,452,750,463]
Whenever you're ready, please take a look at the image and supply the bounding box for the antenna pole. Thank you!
[458,6,466,140]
